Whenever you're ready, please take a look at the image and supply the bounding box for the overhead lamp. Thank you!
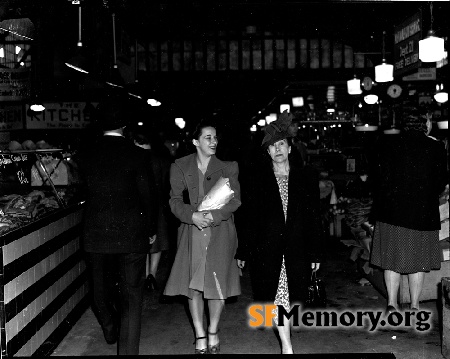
[434,84,448,104]
[257,119,266,126]
[437,121,448,130]
[347,75,362,95]
[147,99,161,106]
[364,94,378,105]
[30,101,45,112]
[375,31,393,83]
[65,53,89,73]
[280,104,290,113]
[266,113,277,124]
[419,3,445,63]
[355,124,378,132]
[250,125,257,132]
[137,121,144,126]
[175,117,186,129]
[65,6,89,73]
[292,96,304,107]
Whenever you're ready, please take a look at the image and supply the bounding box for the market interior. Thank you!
[0,1,449,358]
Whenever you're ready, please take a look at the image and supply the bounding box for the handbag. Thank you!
[305,271,327,308]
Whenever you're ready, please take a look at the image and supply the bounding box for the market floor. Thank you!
[51,238,445,358]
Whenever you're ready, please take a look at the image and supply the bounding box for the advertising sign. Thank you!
[26,102,97,129]
[0,104,24,130]
[0,68,31,101]
[393,11,422,78]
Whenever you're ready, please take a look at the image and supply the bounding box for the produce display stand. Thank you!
[0,150,88,357]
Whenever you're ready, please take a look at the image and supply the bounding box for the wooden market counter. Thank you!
[0,202,89,357]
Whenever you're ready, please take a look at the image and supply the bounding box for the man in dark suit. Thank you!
[81,96,157,355]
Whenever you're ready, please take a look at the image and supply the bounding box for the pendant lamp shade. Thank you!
[434,91,448,103]
[375,61,394,83]
[375,31,393,83]
[434,84,448,103]
[419,32,445,62]
[419,2,445,63]
[347,76,362,95]
[364,94,378,105]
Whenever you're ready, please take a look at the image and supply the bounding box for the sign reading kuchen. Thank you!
[26,102,97,129]
[393,11,422,78]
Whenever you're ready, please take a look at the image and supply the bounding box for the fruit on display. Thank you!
[8,140,23,151]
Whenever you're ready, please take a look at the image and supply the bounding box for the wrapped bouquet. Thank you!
[198,176,234,211]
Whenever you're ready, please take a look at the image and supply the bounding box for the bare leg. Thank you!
[150,252,162,277]
[408,272,424,309]
[384,270,400,309]
[188,290,207,351]
[145,254,150,277]
[207,299,225,349]
[274,316,293,354]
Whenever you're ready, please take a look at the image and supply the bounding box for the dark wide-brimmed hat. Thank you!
[261,110,294,148]
[94,97,129,131]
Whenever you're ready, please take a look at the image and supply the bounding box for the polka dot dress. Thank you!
[273,176,290,319]
[371,221,441,274]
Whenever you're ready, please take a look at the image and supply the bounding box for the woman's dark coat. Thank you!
[163,154,241,299]
[372,131,448,230]
[235,161,324,303]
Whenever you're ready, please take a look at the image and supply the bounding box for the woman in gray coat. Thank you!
[163,119,241,354]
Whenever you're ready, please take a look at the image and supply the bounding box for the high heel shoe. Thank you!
[208,330,220,354]
[193,336,208,354]
[145,274,158,291]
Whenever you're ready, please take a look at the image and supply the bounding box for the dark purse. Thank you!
[305,271,327,308]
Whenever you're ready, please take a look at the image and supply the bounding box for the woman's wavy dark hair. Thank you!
[401,103,430,133]
[191,117,219,140]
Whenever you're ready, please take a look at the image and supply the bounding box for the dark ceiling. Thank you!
[1,1,448,135]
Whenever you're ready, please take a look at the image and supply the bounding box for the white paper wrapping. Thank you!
[198,176,234,211]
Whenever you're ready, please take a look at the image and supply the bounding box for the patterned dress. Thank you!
[273,175,290,318]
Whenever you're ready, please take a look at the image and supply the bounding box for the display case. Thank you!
[0,149,88,357]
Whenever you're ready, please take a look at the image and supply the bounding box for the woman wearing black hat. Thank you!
[235,111,324,354]
[370,103,448,312]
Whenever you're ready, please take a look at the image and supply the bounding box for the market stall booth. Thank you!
[0,148,88,357]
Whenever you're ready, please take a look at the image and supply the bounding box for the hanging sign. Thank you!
[0,104,24,130]
[393,11,422,78]
[26,102,97,129]
[0,68,31,101]
[402,67,436,81]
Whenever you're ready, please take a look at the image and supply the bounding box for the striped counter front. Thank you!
[0,203,89,357]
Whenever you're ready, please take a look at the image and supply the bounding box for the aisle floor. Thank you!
[51,240,445,357]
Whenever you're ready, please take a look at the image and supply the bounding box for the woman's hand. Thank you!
[311,263,320,272]
[237,260,245,269]
[149,235,157,245]
[192,211,213,230]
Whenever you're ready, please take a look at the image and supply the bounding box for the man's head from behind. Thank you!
[94,95,129,132]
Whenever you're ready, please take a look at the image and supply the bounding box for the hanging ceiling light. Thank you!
[280,104,290,113]
[434,84,448,104]
[292,96,304,107]
[30,100,45,112]
[65,5,89,73]
[375,31,393,83]
[347,75,362,95]
[355,124,378,132]
[364,94,378,105]
[419,2,445,63]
